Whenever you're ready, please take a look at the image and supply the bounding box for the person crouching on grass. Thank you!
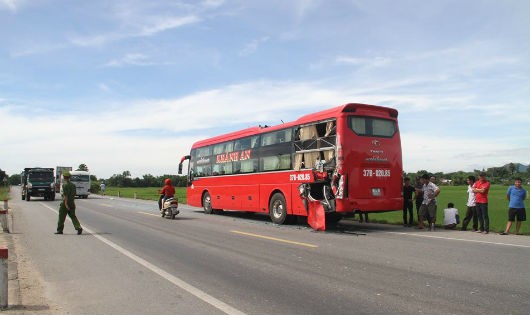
[443,202,459,229]
[500,177,527,235]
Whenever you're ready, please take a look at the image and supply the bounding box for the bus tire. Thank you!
[202,192,213,214]
[269,193,288,225]
[325,212,343,226]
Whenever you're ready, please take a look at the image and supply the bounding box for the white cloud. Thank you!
[2,78,528,179]
[137,15,201,37]
[0,0,21,12]
[98,83,111,92]
[335,56,391,67]
[103,53,162,67]
[401,133,530,173]
[70,14,200,47]
[239,36,270,56]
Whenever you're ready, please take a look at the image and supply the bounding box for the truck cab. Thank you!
[21,167,55,201]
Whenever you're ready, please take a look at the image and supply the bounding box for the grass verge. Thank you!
[97,185,528,234]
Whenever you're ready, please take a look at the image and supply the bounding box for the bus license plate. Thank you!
[372,188,381,196]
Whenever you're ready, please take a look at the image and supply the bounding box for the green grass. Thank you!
[369,185,528,234]
[100,187,187,203]
[99,185,528,234]
[0,185,9,201]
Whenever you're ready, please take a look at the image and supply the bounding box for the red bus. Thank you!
[179,103,403,226]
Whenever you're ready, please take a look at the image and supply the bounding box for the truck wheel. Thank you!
[26,193,30,201]
[202,192,213,214]
[51,194,55,201]
[21,193,25,200]
[269,193,288,225]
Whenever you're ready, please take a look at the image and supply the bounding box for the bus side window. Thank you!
[235,137,251,151]
[240,160,257,173]
[251,136,260,148]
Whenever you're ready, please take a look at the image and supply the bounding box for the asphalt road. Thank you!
[5,187,530,315]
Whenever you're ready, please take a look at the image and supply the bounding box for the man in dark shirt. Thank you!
[403,177,416,226]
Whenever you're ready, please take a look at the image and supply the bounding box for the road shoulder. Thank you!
[0,209,60,314]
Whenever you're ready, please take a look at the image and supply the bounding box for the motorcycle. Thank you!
[160,197,179,219]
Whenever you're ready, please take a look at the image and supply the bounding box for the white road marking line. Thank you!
[39,202,247,315]
[385,231,530,248]
[99,203,114,208]
[138,211,159,217]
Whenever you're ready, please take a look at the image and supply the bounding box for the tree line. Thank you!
[102,171,187,188]
[405,163,529,186]
[2,162,528,190]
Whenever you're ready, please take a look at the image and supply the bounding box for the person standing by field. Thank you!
[55,171,83,235]
[414,177,424,224]
[500,177,527,235]
[473,172,490,234]
[461,176,478,231]
[403,177,415,226]
[418,174,441,231]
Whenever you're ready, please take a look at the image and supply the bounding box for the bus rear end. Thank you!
[335,104,402,213]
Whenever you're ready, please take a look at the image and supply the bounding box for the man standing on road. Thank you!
[100,181,106,195]
[500,177,527,235]
[55,171,83,235]
[461,176,478,231]
[403,177,415,226]
[414,177,424,225]
[418,174,440,231]
[473,172,490,234]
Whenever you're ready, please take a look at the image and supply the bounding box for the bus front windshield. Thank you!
[71,175,90,182]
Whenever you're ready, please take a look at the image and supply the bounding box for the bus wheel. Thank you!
[202,192,213,214]
[325,213,343,227]
[269,193,287,224]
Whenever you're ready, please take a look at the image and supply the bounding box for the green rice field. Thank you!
[0,185,9,201]
[102,187,187,203]
[99,185,528,234]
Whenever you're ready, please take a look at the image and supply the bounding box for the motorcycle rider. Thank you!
[158,178,175,211]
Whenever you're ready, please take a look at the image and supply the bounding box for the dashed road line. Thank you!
[231,230,318,248]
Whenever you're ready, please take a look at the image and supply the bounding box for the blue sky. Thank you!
[1,0,529,178]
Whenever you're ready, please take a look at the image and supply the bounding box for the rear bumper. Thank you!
[335,197,403,213]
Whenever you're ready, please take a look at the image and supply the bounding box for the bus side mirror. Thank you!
[178,155,191,175]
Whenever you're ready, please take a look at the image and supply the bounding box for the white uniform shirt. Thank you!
[443,207,459,225]
[467,185,476,207]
